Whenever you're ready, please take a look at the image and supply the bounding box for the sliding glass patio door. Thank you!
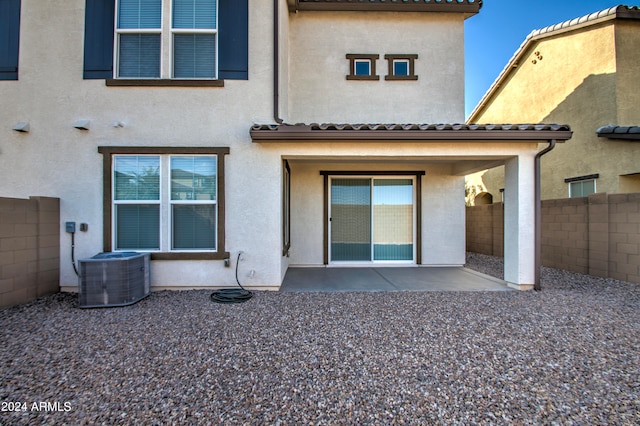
[330,177,414,263]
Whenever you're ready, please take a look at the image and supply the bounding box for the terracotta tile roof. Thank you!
[530,5,640,38]
[288,0,482,13]
[597,125,640,141]
[250,123,572,141]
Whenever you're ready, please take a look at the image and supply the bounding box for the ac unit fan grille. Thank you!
[79,253,150,308]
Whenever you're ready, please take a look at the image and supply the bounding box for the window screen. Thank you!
[172,0,217,78]
[113,156,161,250]
[170,156,217,250]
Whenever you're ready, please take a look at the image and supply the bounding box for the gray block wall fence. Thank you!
[466,193,640,284]
[0,197,60,309]
[2,192,638,308]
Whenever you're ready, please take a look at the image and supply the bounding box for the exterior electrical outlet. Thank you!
[65,222,76,233]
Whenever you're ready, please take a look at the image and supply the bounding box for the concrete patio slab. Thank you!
[280,267,512,292]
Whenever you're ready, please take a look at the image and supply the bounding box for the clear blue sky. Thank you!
[464,0,628,118]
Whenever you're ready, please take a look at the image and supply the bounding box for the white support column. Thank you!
[504,154,536,290]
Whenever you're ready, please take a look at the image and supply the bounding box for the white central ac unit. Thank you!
[78,252,150,308]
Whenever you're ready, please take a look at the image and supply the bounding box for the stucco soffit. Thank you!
[250,123,572,142]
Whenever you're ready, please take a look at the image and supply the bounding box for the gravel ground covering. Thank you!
[1,253,639,425]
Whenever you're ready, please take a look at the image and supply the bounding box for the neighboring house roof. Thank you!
[597,125,640,141]
[467,5,640,122]
[287,0,482,13]
[250,122,571,141]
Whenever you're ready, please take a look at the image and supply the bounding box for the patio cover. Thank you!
[251,122,573,290]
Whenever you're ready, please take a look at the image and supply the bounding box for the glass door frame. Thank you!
[322,171,424,266]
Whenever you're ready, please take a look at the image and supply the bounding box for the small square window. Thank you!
[569,180,596,198]
[346,54,379,81]
[565,174,599,198]
[354,60,372,76]
[393,60,410,77]
[385,54,418,81]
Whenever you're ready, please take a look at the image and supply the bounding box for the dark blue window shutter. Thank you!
[83,0,115,79]
[0,0,21,81]
[217,0,248,80]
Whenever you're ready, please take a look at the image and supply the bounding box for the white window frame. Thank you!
[112,154,219,253]
[114,0,219,79]
[568,179,597,198]
[170,0,219,79]
[392,59,410,77]
[168,155,218,251]
[384,54,418,81]
[112,155,162,251]
[346,54,379,81]
[354,59,372,77]
[114,0,163,79]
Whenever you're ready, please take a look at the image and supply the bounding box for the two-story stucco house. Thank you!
[468,5,640,203]
[0,0,572,292]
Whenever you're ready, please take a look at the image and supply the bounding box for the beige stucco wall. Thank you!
[2,0,281,290]
[4,0,473,290]
[470,21,640,201]
[473,25,616,124]
[280,141,539,269]
[615,21,640,125]
[277,0,290,121]
[287,11,466,124]
[287,160,467,267]
[2,0,543,290]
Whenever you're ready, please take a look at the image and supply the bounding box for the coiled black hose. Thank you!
[210,252,253,304]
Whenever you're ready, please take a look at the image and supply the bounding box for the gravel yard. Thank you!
[1,253,639,425]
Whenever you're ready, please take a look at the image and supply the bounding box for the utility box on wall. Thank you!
[78,252,150,308]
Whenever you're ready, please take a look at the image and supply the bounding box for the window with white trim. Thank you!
[170,156,217,250]
[392,59,409,76]
[114,155,161,250]
[346,54,379,81]
[566,174,598,198]
[384,54,418,81]
[354,59,372,77]
[108,152,225,256]
[569,179,596,198]
[115,0,218,79]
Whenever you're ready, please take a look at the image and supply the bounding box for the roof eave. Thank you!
[597,135,640,141]
[467,5,640,123]
[250,124,572,142]
[597,125,640,141]
[288,0,482,14]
